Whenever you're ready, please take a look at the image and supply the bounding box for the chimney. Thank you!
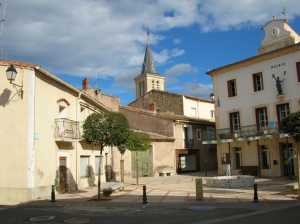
[82,78,89,90]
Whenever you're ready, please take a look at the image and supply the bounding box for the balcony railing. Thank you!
[55,118,80,141]
[202,122,280,143]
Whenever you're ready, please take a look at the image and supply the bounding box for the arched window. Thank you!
[57,99,70,118]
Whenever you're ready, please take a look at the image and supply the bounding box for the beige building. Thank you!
[125,42,217,176]
[208,18,300,177]
[118,106,216,177]
[0,60,119,204]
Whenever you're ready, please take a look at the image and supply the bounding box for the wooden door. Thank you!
[59,157,68,193]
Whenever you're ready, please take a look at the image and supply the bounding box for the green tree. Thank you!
[280,112,300,198]
[126,131,151,185]
[106,112,130,185]
[82,112,110,200]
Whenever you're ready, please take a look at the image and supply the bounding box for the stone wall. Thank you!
[120,107,174,137]
[129,90,184,115]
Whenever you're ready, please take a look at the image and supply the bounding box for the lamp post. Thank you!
[5,64,23,98]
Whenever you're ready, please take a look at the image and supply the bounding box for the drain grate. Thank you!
[29,216,56,222]
[64,217,90,224]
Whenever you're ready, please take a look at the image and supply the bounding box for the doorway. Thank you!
[131,148,153,177]
[280,143,295,177]
[59,156,68,193]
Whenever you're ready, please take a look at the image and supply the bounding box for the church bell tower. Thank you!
[135,32,165,98]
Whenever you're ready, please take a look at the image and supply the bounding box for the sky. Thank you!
[1,0,300,105]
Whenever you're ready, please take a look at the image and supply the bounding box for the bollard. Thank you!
[142,185,148,204]
[253,183,258,203]
[51,185,56,202]
[195,178,203,201]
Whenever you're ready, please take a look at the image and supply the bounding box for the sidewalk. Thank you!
[53,174,299,205]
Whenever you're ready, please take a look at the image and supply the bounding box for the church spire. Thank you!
[141,30,156,74]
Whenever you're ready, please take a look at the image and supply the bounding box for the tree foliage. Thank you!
[82,112,111,151]
[126,131,151,152]
[280,112,300,143]
[106,112,130,151]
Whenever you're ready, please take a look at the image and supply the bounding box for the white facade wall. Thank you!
[183,96,215,121]
[214,51,300,129]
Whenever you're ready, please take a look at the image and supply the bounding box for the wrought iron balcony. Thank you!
[55,118,80,141]
[202,122,279,143]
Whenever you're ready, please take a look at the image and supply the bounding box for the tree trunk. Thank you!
[297,143,300,199]
[136,151,139,185]
[97,148,103,200]
[120,153,125,190]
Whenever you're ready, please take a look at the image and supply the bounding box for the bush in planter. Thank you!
[103,187,113,197]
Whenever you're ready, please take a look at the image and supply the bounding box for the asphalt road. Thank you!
[0,203,299,224]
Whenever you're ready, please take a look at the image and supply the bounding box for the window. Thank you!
[229,112,240,132]
[191,107,197,117]
[276,103,290,125]
[80,156,89,177]
[156,80,160,89]
[253,72,264,92]
[296,62,300,82]
[227,79,237,97]
[255,107,268,130]
[152,80,155,88]
[233,148,241,169]
[95,156,101,175]
[260,146,270,169]
[210,110,215,119]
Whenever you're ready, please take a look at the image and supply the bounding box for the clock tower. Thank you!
[258,17,300,54]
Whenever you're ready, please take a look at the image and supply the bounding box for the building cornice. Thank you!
[208,42,300,76]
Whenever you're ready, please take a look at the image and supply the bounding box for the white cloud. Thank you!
[198,0,300,31]
[173,38,181,45]
[154,48,185,64]
[2,0,300,102]
[165,63,197,76]
[182,83,213,98]
[3,0,300,78]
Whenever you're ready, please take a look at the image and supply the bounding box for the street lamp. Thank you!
[5,64,23,98]
[6,64,17,83]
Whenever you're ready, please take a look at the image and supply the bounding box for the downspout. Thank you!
[75,91,82,189]
[27,68,37,195]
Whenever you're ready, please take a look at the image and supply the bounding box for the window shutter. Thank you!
[260,73,264,90]
[233,80,237,96]
[264,107,268,127]
[227,80,231,97]
[255,108,259,130]
[296,62,300,82]
[253,74,257,92]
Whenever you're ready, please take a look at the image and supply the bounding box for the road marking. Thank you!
[192,203,300,224]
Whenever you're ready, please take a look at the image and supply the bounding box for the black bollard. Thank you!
[51,185,56,202]
[142,185,148,204]
[253,183,258,203]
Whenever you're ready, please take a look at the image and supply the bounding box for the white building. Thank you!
[208,18,300,177]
